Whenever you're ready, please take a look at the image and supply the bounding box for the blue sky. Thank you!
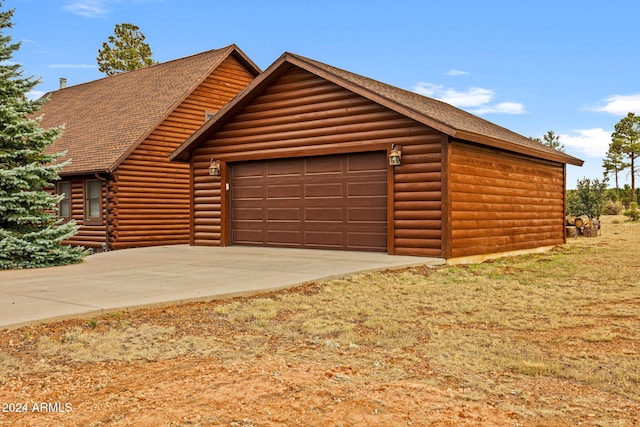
[7,0,640,188]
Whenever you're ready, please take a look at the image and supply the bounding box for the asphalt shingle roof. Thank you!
[172,52,583,167]
[40,45,259,175]
[287,53,583,166]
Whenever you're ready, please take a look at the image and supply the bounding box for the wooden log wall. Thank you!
[392,135,444,256]
[448,141,566,258]
[110,56,256,250]
[60,176,109,250]
[190,66,444,256]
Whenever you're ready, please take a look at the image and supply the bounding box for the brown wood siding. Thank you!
[110,57,255,249]
[60,176,109,250]
[449,141,565,258]
[392,135,443,256]
[190,66,443,255]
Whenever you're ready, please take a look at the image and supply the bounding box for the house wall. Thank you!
[108,56,256,249]
[448,141,566,258]
[59,175,109,250]
[189,66,444,256]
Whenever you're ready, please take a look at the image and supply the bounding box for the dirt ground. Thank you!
[1,217,639,426]
[0,300,522,427]
[2,294,637,427]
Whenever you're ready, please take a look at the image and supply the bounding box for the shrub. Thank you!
[624,202,640,221]
[603,200,625,215]
[567,178,607,219]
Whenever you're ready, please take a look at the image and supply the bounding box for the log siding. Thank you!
[57,56,255,250]
[108,56,255,249]
[190,67,444,255]
[448,141,566,258]
[174,53,581,260]
[59,175,109,250]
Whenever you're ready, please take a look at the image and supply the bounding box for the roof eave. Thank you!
[59,168,112,177]
[454,130,585,166]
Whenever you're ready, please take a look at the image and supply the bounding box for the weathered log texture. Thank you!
[566,226,578,238]
[190,66,444,256]
[449,141,565,258]
[574,215,589,228]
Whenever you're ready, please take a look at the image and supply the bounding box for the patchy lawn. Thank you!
[1,216,639,426]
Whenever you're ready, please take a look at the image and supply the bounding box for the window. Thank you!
[57,181,71,219]
[85,179,102,223]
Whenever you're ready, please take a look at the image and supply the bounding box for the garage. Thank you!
[171,52,583,258]
[230,152,388,251]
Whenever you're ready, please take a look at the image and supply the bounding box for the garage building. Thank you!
[170,53,583,260]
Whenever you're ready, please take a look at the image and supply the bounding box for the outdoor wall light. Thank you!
[388,143,402,166]
[209,159,221,176]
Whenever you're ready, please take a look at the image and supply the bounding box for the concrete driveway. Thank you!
[0,245,443,329]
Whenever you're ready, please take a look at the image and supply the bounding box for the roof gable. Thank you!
[171,52,582,167]
[41,45,260,175]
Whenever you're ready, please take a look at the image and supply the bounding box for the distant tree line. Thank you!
[566,113,640,222]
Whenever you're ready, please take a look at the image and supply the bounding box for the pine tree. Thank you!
[530,130,565,152]
[602,142,628,201]
[97,23,157,76]
[612,112,640,203]
[0,3,86,269]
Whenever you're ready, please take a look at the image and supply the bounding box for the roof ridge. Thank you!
[45,45,233,96]
[41,45,258,174]
[281,52,582,166]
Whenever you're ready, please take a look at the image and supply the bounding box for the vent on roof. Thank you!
[59,78,67,89]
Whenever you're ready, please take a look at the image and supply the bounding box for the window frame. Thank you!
[56,181,72,220]
[84,179,103,225]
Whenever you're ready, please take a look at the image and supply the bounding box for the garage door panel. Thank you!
[348,181,387,197]
[267,207,301,221]
[349,232,387,250]
[266,230,302,246]
[305,231,344,248]
[348,153,387,172]
[233,229,263,245]
[266,184,302,199]
[305,182,344,198]
[267,159,302,176]
[231,152,387,252]
[233,207,264,221]
[305,156,343,174]
[348,207,387,223]
[305,207,344,222]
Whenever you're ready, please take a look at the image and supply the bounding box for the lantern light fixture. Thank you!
[389,143,402,166]
[208,159,221,176]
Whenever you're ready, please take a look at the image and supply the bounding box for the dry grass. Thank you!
[1,215,639,425]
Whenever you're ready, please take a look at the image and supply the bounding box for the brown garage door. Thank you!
[231,152,388,252]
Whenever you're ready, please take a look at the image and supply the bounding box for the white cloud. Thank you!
[413,82,525,115]
[27,90,45,100]
[63,0,110,17]
[559,128,611,158]
[63,0,164,17]
[414,83,493,107]
[446,69,469,76]
[470,102,526,115]
[594,94,640,116]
